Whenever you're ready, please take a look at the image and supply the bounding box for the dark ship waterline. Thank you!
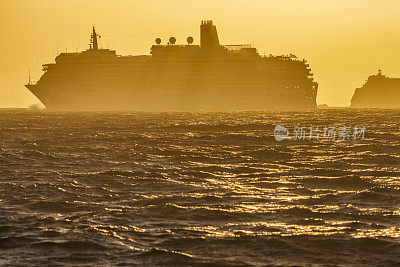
[26,21,318,110]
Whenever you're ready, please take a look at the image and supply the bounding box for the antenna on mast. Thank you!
[28,69,31,85]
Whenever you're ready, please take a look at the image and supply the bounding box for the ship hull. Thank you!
[26,84,317,111]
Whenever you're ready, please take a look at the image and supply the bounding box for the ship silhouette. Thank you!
[26,21,318,110]
[351,69,400,108]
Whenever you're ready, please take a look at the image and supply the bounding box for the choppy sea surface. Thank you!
[0,109,399,266]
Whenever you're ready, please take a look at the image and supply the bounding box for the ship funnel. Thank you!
[200,20,220,52]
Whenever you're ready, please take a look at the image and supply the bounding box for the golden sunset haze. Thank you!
[1,0,399,107]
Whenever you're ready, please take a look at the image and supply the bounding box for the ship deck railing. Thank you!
[223,44,253,51]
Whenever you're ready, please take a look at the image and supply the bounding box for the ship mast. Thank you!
[90,26,100,50]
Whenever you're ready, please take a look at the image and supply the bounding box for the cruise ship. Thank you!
[26,21,318,110]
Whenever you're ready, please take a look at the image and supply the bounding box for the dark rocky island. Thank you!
[351,70,400,108]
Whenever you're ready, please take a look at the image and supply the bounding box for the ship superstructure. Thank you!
[26,21,318,110]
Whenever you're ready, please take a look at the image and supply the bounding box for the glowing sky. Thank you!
[1,0,399,107]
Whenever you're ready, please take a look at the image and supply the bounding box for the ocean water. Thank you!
[0,109,399,266]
